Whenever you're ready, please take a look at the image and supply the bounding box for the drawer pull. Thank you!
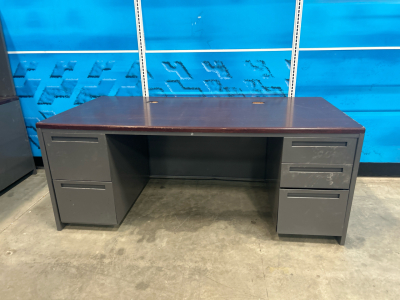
[61,183,106,190]
[292,141,347,147]
[287,193,340,199]
[289,167,343,173]
[52,136,99,143]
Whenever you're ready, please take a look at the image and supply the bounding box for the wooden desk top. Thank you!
[36,96,365,134]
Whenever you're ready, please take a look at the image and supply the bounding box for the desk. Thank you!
[37,96,364,245]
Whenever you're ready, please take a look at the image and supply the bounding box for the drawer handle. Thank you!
[292,141,347,147]
[289,167,343,173]
[61,183,105,190]
[287,193,340,199]
[52,136,99,143]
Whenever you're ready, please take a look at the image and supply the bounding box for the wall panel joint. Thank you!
[288,0,303,98]
[134,0,149,98]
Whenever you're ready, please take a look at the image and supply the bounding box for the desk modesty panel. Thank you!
[36,97,365,245]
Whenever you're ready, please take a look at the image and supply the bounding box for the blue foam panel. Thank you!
[9,53,141,156]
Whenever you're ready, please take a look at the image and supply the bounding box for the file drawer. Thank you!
[54,180,117,225]
[277,189,348,236]
[282,137,357,165]
[280,163,352,189]
[43,131,111,181]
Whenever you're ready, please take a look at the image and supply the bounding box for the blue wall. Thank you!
[1,0,399,162]
[298,0,400,163]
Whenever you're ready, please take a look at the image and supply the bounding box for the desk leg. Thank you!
[265,137,283,231]
[337,133,364,245]
[107,134,150,224]
[37,128,66,231]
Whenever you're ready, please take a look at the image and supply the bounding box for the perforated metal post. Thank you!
[288,0,303,98]
[134,0,149,98]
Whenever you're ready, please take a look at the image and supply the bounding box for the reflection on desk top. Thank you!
[36,96,365,134]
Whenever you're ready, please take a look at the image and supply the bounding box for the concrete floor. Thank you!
[0,170,399,299]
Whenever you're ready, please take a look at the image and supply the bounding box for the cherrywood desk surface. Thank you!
[37,96,365,134]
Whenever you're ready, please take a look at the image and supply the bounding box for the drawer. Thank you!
[43,131,111,181]
[282,137,357,164]
[54,180,117,225]
[277,189,348,236]
[280,163,352,189]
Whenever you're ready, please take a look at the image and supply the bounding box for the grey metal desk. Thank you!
[37,96,365,245]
